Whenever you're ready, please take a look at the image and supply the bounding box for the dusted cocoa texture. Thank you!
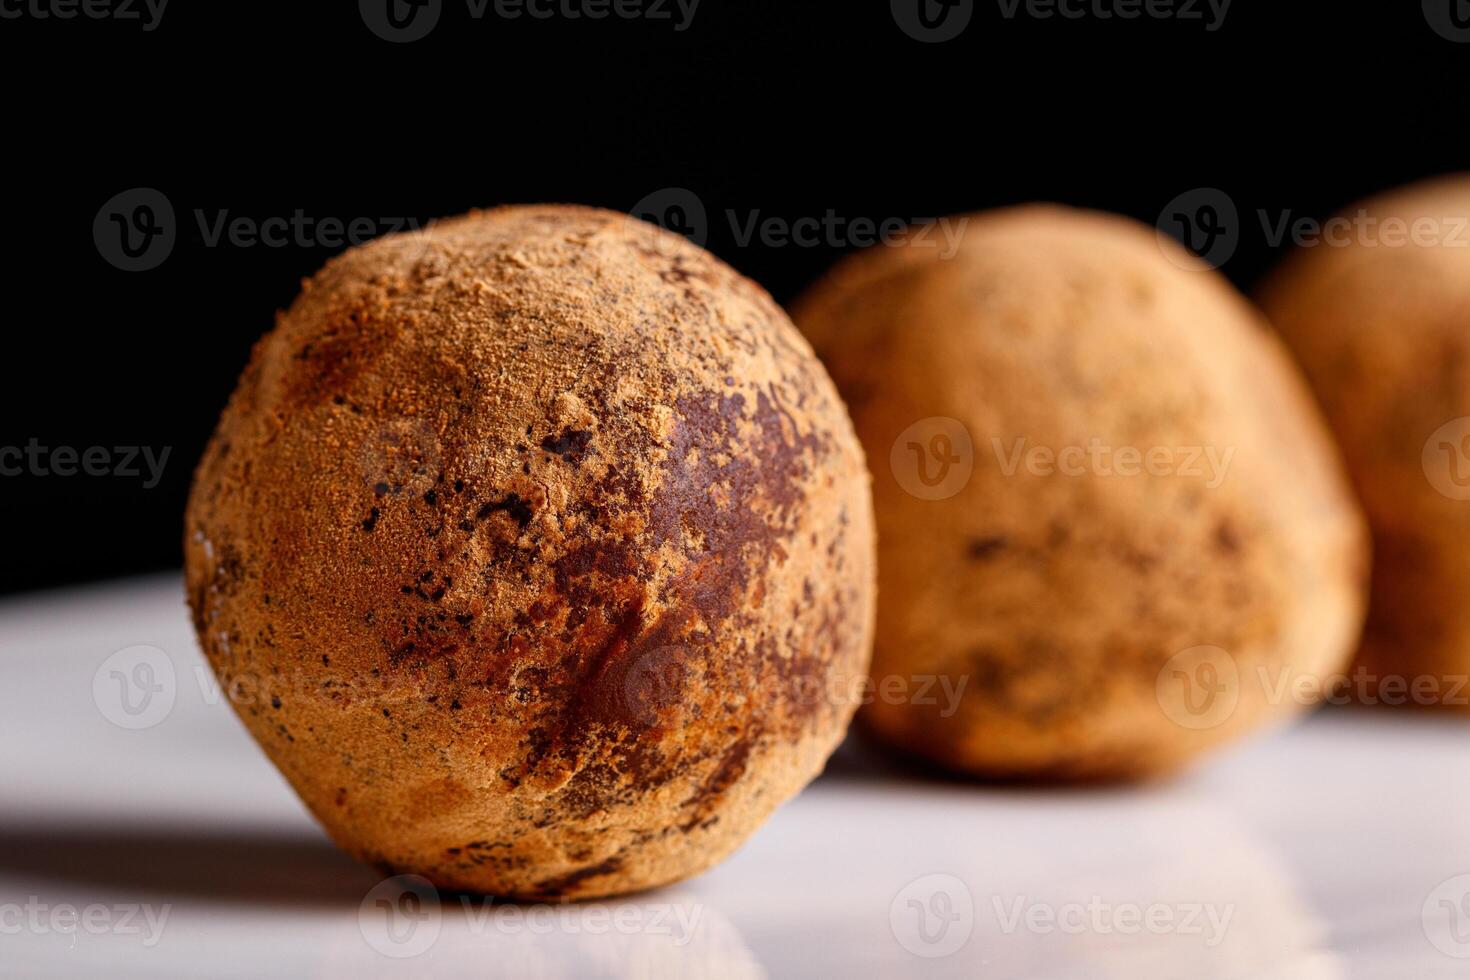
[1260,175,1470,709]
[185,205,875,898]
[794,205,1366,780]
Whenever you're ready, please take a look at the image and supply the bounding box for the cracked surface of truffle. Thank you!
[185,205,876,898]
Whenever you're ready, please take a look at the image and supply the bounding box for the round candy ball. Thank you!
[1260,175,1470,709]
[794,205,1367,780]
[185,205,875,898]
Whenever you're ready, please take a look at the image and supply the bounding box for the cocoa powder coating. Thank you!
[794,205,1367,779]
[185,205,876,898]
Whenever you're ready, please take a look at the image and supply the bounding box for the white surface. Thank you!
[2,575,1469,979]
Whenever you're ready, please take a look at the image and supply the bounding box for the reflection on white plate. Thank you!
[1,576,1468,978]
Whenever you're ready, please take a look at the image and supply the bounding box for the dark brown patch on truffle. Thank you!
[477,493,533,529]
[1214,518,1242,556]
[533,857,624,897]
[968,535,1009,560]
[680,736,754,832]
[541,428,594,464]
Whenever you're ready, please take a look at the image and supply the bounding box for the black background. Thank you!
[4,0,1467,595]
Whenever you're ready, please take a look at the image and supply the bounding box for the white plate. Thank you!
[2,575,1467,978]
